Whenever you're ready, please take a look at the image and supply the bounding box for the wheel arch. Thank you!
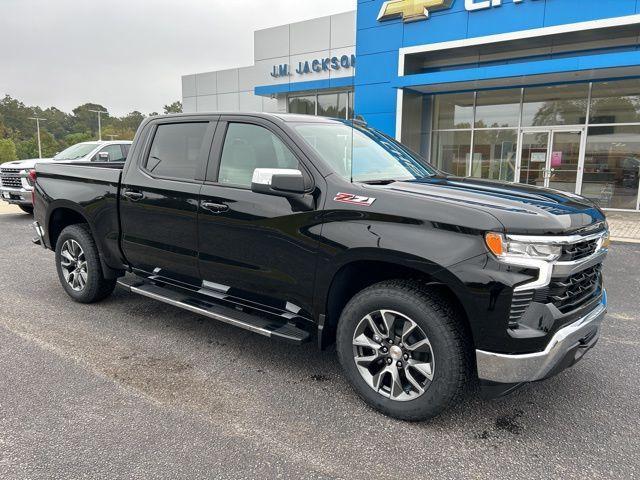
[47,202,123,279]
[316,250,475,351]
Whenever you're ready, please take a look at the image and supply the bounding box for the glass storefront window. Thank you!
[317,92,349,118]
[288,96,316,115]
[475,89,521,128]
[288,91,353,119]
[401,91,429,156]
[348,91,354,119]
[583,126,640,210]
[590,79,640,124]
[432,130,471,177]
[522,84,589,126]
[471,129,518,182]
[433,92,474,130]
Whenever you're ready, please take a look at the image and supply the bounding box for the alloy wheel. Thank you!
[60,239,88,292]
[352,310,435,402]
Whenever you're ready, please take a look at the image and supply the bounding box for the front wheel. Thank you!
[55,224,117,303]
[336,280,471,421]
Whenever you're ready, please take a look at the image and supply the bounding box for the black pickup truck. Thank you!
[33,113,609,420]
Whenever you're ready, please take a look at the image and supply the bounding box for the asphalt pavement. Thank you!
[0,210,638,479]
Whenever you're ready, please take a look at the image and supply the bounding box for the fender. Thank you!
[45,199,125,278]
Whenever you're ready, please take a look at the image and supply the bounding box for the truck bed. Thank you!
[35,162,124,269]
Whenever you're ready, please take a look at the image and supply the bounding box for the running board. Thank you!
[117,277,311,344]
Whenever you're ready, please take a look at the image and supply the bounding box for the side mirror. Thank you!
[251,168,306,197]
[98,151,110,161]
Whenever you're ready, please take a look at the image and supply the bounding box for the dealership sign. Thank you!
[270,54,356,78]
[378,0,538,22]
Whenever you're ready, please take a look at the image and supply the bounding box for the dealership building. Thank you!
[183,0,640,212]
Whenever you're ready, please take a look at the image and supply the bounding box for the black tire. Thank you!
[19,205,33,215]
[336,280,471,421]
[55,224,117,303]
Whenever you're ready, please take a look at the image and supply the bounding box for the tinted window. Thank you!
[96,144,126,162]
[146,123,209,180]
[217,123,299,187]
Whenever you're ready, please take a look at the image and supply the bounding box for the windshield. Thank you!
[53,143,98,160]
[293,122,436,183]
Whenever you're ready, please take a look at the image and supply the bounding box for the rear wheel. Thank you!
[55,224,117,303]
[19,205,33,215]
[336,280,471,421]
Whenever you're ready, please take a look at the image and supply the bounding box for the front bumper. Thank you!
[476,290,607,388]
[0,186,32,205]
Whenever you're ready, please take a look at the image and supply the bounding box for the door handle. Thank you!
[123,190,144,201]
[201,201,229,213]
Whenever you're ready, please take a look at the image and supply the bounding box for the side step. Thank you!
[117,277,311,345]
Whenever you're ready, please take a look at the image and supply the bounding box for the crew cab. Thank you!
[1,140,131,213]
[32,113,609,420]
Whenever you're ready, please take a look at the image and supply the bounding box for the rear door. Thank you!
[120,116,217,285]
[197,116,323,317]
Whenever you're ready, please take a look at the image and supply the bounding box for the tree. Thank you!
[38,130,60,158]
[163,101,182,114]
[72,103,109,137]
[118,111,145,132]
[0,138,17,164]
[63,132,93,147]
[15,138,38,159]
[0,94,182,159]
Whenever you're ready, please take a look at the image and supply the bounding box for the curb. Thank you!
[611,237,640,245]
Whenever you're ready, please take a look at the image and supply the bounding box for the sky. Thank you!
[0,0,356,116]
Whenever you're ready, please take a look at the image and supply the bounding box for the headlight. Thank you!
[21,169,36,187]
[485,232,562,262]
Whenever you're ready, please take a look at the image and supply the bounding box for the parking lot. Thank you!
[0,208,638,479]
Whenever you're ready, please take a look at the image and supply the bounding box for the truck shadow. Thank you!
[100,282,604,438]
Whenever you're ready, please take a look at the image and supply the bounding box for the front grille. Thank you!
[548,264,603,314]
[559,238,599,261]
[0,169,22,189]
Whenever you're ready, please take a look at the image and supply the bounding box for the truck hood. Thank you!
[384,176,606,235]
[1,158,54,170]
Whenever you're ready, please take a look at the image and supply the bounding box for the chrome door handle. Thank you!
[201,201,229,213]
[123,190,144,201]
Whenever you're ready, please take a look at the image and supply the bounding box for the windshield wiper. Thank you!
[360,179,398,185]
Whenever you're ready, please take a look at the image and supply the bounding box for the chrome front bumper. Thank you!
[476,290,607,384]
[0,186,32,205]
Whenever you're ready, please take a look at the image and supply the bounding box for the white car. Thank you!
[0,140,132,213]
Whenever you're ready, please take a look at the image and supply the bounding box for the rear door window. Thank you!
[145,123,209,181]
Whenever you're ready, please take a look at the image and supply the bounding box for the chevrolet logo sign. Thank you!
[377,0,454,22]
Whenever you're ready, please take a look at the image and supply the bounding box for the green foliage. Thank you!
[0,138,17,164]
[164,101,182,114]
[0,94,177,160]
[64,132,93,147]
[15,138,38,159]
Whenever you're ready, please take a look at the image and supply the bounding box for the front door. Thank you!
[518,128,584,193]
[197,117,322,317]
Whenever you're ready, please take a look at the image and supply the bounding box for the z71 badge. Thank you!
[334,193,376,206]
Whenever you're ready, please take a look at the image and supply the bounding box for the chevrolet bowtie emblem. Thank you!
[377,0,454,22]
